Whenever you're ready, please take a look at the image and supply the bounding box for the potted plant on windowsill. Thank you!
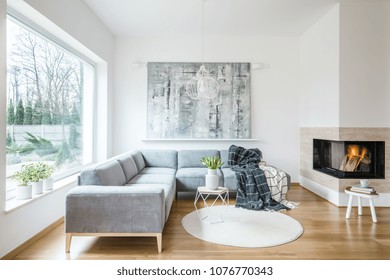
[41,163,55,191]
[200,156,224,190]
[29,162,45,195]
[28,162,55,194]
[12,164,33,200]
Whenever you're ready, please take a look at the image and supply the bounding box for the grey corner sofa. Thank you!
[65,149,290,253]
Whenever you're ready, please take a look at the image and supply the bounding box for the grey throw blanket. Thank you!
[229,145,290,211]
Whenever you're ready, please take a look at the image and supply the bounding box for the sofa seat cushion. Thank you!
[80,160,127,186]
[128,174,176,186]
[176,168,223,191]
[126,183,176,222]
[221,168,238,191]
[140,167,176,175]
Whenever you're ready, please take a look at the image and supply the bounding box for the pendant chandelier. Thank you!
[186,0,220,100]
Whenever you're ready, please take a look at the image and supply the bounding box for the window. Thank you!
[6,16,95,200]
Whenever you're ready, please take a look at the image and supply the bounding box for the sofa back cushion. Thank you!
[141,149,178,169]
[219,150,231,168]
[178,150,220,168]
[80,160,127,186]
[130,150,146,171]
[115,152,139,182]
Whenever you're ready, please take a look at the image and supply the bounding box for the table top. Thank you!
[345,186,379,198]
[197,186,229,194]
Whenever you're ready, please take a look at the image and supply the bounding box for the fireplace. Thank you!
[313,139,385,179]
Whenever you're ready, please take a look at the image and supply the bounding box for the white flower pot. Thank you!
[16,185,32,200]
[206,169,219,190]
[43,177,54,191]
[32,181,43,195]
[208,169,217,176]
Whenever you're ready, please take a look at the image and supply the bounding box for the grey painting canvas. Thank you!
[147,62,251,139]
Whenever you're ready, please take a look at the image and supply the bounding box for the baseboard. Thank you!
[300,176,390,207]
[1,217,64,260]
[299,176,341,205]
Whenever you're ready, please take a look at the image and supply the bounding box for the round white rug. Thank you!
[182,205,304,248]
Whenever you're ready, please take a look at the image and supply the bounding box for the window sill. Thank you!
[5,174,78,213]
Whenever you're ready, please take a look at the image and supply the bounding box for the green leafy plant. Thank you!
[6,143,34,154]
[39,162,54,180]
[200,156,224,170]
[12,162,54,185]
[31,162,54,182]
[11,164,35,186]
[27,163,42,182]
[55,141,74,166]
[24,132,58,156]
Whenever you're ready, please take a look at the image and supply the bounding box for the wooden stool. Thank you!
[345,187,379,223]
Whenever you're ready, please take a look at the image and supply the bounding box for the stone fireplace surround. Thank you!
[300,127,390,207]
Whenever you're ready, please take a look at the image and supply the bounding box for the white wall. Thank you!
[24,0,115,159]
[339,0,390,127]
[114,35,300,181]
[299,1,390,128]
[300,4,339,127]
[0,0,114,258]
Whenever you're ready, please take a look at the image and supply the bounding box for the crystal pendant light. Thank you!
[186,0,219,100]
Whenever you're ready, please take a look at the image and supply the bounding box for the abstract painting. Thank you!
[147,62,251,139]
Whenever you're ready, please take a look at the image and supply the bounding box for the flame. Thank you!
[347,145,367,160]
[341,145,370,172]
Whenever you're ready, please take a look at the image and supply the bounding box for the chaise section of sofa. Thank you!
[65,185,165,253]
[65,150,177,253]
[125,150,177,221]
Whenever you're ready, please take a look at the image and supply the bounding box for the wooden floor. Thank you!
[9,186,390,260]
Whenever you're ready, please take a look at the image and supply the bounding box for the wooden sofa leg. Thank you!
[156,233,162,253]
[66,233,72,253]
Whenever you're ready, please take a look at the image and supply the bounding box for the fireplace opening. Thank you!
[313,139,385,179]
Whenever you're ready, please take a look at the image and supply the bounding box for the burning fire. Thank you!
[340,145,370,172]
[347,145,367,160]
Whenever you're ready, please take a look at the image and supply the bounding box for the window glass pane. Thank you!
[6,18,94,200]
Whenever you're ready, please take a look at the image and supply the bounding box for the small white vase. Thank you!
[43,177,54,191]
[16,185,32,200]
[208,169,217,176]
[206,169,219,190]
[32,181,43,195]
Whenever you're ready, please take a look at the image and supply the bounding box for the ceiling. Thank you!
[83,0,339,37]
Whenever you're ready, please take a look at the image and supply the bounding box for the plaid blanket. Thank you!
[259,164,299,209]
[229,145,290,211]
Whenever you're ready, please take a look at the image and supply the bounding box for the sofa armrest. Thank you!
[65,185,165,233]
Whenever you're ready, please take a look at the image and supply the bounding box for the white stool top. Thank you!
[197,186,228,195]
[345,186,379,198]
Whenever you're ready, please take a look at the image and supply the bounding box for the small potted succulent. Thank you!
[200,156,224,190]
[12,164,33,200]
[42,163,55,191]
[28,162,55,194]
[29,162,45,195]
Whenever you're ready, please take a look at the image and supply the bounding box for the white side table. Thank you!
[345,187,379,223]
[194,186,229,224]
